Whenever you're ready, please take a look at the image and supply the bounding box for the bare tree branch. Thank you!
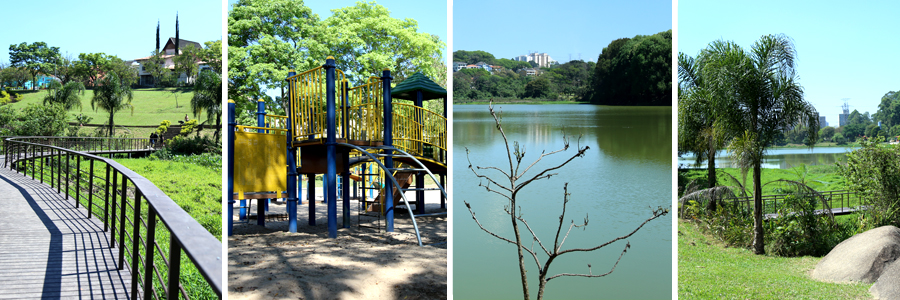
[558,207,669,255]
[546,242,631,281]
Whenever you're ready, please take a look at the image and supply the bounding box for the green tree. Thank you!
[0,103,69,136]
[43,80,85,111]
[590,30,671,105]
[91,73,133,137]
[191,70,222,141]
[524,76,552,99]
[143,50,168,87]
[9,42,60,90]
[201,40,223,74]
[75,52,111,88]
[453,50,496,65]
[55,54,80,85]
[843,123,865,142]
[874,91,900,128]
[840,137,900,227]
[678,52,727,197]
[174,45,201,85]
[702,34,819,255]
[229,0,445,121]
[818,126,835,142]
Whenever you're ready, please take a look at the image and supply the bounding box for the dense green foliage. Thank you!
[91,73,134,137]
[589,30,672,105]
[0,103,69,136]
[191,70,222,140]
[9,41,60,90]
[229,0,445,123]
[452,58,594,100]
[839,138,900,227]
[42,80,85,111]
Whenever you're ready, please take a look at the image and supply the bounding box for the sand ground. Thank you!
[228,189,447,300]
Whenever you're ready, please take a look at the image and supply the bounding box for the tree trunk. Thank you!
[510,199,530,300]
[108,112,114,138]
[752,163,764,254]
[706,148,717,211]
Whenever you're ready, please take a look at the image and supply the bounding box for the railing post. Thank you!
[256,98,267,226]
[105,164,110,231]
[75,155,80,207]
[119,175,127,268]
[31,142,35,180]
[66,152,70,199]
[88,159,94,218]
[324,56,338,238]
[382,68,394,232]
[227,99,236,236]
[167,237,183,300]
[131,188,141,300]
[40,146,44,183]
[143,200,155,300]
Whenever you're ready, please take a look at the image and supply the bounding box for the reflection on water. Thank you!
[679,147,859,169]
[453,104,672,299]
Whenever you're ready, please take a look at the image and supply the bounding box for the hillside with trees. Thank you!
[452,29,671,105]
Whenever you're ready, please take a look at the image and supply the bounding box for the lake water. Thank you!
[678,147,860,169]
[453,104,672,299]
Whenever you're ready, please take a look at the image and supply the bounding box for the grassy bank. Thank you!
[7,88,198,126]
[680,165,847,195]
[678,220,872,299]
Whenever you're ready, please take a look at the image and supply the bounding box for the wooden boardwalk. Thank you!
[0,158,131,299]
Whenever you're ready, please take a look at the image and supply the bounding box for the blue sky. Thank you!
[453,0,672,63]
[679,0,900,127]
[0,0,222,64]
[227,0,448,62]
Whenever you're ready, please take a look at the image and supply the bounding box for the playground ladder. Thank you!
[338,143,447,246]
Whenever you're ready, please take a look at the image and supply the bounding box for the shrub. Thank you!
[764,193,851,256]
[166,135,213,155]
[839,137,900,227]
[156,120,171,135]
[180,119,198,136]
[0,103,69,136]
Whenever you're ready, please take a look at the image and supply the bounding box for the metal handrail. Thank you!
[3,136,222,299]
[724,189,864,215]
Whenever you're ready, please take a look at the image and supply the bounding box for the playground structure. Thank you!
[228,56,447,246]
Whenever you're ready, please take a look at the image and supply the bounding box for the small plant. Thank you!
[180,119,198,136]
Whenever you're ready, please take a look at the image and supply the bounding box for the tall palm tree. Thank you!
[43,80,85,111]
[678,52,727,208]
[191,70,222,141]
[703,34,819,254]
[91,73,133,137]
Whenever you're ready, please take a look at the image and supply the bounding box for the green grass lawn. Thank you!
[680,165,848,195]
[679,220,872,299]
[8,88,201,126]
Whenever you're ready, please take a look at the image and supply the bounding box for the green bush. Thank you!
[839,137,900,227]
[764,193,852,257]
[156,120,171,135]
[180,119,198,136]
[0,103,68,136]
[166,135,213,155]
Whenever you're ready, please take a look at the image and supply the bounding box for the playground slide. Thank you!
[367,171,416,212]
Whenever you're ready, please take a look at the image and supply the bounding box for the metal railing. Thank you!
[9,136,159,152]
[3,137,222,299]
[725,190,864,215]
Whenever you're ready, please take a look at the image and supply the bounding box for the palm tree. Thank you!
[91,73,133,137]
[678,52,727,208]
[191,70,222,141]
[702,34,819,254]
[43,80,85,111]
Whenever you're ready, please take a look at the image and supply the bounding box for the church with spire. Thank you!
[133,13,208,86]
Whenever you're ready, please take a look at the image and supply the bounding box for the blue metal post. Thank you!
[286,70,299,233]
[324,56,338,238]
[382,68,394,232]
[341,79,351,228]
[415,91,425,215]
[308,174,316,226]
[255,99,266,226]
[227,100,235,236]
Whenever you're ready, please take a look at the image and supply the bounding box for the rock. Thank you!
[870,260,900,300]
[811,226,900,283]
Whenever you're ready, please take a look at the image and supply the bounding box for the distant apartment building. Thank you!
[512,52,556,68]
[819,115,828,127]
[453,61,467,72]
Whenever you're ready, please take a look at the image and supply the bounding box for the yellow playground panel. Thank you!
[233,129,287,198]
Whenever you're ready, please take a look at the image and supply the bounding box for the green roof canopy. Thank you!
[391,72,446,101]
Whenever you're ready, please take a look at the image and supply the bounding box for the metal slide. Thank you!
[338,143,447,246]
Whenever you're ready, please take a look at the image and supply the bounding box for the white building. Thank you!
[512,52,556,68]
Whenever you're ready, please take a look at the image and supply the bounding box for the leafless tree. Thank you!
[464,101,669,300]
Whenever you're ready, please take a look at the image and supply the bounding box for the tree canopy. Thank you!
[9,41,60,90]
[589,30,672,106]
[229,0,445,122]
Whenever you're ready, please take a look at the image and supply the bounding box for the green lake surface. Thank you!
[453,104,672,299]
